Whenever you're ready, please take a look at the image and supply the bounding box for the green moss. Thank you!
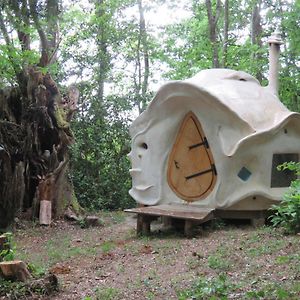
[55,105,69,129]
[70,192,85,215]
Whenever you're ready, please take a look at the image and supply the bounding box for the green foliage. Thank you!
[178,274,235,300]
[0,276,52,299]
[101,241,115,253]
[246,284,296,300]
[269,162,300,234]
[77,217,88,229]
[70,97,134,211]
[208,255,230,271]
[94,286,120,300]
[1,0,299,215]
[0,279,28,299]
[0,232,15,261]
[27,263,46,277]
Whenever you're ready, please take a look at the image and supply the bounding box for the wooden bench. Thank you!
[125,204,215,236]
[125,205,269,236]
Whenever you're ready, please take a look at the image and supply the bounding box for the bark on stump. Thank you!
[0,260,31,282]
[84,216,100,227]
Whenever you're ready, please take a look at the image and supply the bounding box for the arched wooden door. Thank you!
[167,112,217,202]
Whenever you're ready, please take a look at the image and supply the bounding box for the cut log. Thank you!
[39,200,52,225]
[84,216,101,227]
[64,207,79,221]
[0,260,31,282]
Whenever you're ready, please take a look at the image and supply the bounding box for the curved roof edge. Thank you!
[226,112,300,157]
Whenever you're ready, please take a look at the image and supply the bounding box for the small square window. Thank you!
[271,153,299,187]
[238,167,252,181]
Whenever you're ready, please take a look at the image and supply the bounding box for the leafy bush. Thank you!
[269,162,300,234]
[177,274,235,300]
[0,232,15,261]
[70,97,135,211]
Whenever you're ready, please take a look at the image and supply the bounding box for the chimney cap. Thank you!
[268,29,284,45]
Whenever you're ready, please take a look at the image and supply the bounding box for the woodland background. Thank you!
[0,0,299,227]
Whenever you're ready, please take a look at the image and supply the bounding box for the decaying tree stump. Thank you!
[0,69,80,229]
[0,0,81,228]
[0,260,31,282]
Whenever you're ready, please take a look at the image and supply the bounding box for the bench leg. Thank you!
[162,216,172,228]
[184,220,194,237]
[137,214,143,235]
[137,214,152,236]
[251,217,265,228]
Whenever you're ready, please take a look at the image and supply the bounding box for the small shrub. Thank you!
[94,286,119,300]
[77,218,88,229]
[27,263,46,277]
[101,241,115,253]
[0,232,15,261]
[246,284,293,299]
[269,162,300,234]
[208,255,230,271]
[177,274,235,300]
[0,279,27,299]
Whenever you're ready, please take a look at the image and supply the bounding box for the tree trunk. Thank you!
[95,0,110,103]
[223,0,229,68]
[205,0,222,68]
[134,0,150,114]
[0,1,82,229]
[277,0,299,111]
[138,0,150,112]
[0,70,79,229]
[251,0,263,82]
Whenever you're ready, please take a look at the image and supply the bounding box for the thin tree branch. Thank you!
[8,0,31,51]
[138,0,149,99]
[215,0,222,25]
[0,10,12,46]
[29,0,49,64]
[0,8,27,92]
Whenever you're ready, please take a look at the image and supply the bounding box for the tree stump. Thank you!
[84,216,100,227]
[39,200,52,225]
[64,207,79,221]
[0,260,31,281]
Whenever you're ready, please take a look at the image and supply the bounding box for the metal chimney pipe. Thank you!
[267,30,283,96]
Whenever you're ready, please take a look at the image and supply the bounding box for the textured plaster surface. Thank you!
[128,69,300,209]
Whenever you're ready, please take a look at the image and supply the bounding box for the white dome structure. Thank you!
[126,33,300,235]
[128,69,300,212]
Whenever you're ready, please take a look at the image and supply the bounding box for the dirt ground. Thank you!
[5,212,300,299]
